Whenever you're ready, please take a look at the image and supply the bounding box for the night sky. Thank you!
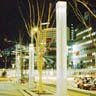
[0,0,96,50]
[0,0,22,49]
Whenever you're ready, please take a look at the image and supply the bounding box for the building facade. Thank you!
[72,27,96,69]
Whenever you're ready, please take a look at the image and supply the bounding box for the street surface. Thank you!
[0,77,96,96]
[0,81,23,96]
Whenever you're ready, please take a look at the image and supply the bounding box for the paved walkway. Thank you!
[1,77,96,96]
[17,82,56,96]
[0,81,23,96]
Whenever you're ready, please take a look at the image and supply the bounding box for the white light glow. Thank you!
[78,40,92,46]
[77,27,92,36]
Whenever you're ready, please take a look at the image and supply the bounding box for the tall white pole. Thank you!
[95,52,96,66]
[16,44,21,83]
[56,1,67,96]
[29,44,35,88]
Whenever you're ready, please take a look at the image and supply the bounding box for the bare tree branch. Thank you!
[76,0,96,19]
[28,0,32,26]
[17,0,30,37]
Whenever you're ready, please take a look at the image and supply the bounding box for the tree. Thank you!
[17,0,56,93]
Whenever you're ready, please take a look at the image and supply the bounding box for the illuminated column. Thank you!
[56,1,67,96]
[95,52,96,66]
[16,44,21,83]
[29,44,35,88]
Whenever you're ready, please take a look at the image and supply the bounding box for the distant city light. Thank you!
[40,22,50,26]
[76,27,92,36]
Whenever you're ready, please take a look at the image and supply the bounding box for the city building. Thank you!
[70,11,96,69]
[72,27,96,69]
